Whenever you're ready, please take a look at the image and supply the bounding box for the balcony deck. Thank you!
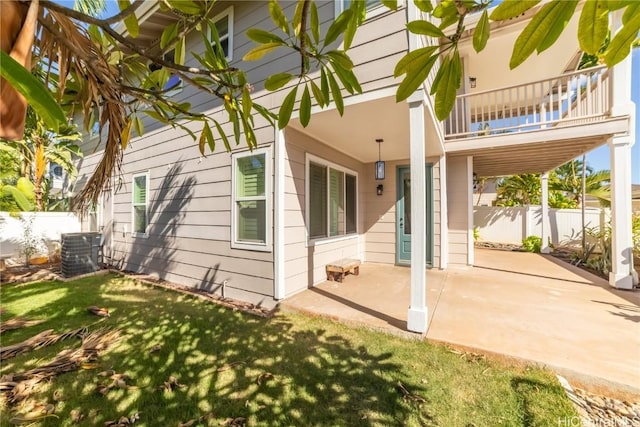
[442,66,630,176]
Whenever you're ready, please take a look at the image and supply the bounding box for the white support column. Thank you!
[407,92,428,333]
[609,135,637,289]
[607,8,637,288]
[273,129,286,299]
[439,155,448,269]
[540,172,550,254]
[466,156,474,266]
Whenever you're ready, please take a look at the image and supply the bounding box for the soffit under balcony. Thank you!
[447,116,632,177]
[289,95,444,163]
[457,10,582,94]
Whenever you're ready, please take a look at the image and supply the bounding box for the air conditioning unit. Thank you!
[61,232,102,277]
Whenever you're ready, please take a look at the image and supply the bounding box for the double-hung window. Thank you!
[307,156,357,241]
[210,6,234,60]
[132,172,149,236]
[232,148,271,251]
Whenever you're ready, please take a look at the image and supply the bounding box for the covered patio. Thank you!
[282,249,640,394]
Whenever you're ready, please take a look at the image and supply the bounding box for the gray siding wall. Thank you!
[107,107,276,306]
[73,1,412,304]
[363,157,442,268]
[447,156,471,265]
[283,128,366,297]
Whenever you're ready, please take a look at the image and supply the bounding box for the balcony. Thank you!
[445,66,614,140]
[442,66,630,176]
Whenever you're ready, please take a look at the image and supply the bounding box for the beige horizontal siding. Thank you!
[282,128,366,296]
[447,156,471,265]
[363,156,442,268]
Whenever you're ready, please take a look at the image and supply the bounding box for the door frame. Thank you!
[395,164,434,267]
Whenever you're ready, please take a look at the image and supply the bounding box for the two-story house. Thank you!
[75,0,636,333]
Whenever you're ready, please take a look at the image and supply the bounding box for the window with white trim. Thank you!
[232,148,271,251]
[132,172,149,235]
[307,156,357,240]
[209,6,234,60]
[335,0,393,17]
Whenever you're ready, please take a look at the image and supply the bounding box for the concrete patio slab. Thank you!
[282,249,640,395]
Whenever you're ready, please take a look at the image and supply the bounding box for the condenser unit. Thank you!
[61,232,102,277]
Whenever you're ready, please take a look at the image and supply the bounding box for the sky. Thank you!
[585,48,640,184]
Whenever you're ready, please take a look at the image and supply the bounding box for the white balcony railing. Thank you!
[444,65,611,140]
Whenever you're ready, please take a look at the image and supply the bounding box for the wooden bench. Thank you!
[326,259,361,283]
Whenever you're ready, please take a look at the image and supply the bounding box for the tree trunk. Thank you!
[0,0,38,140]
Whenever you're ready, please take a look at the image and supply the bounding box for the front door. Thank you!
[396,165,433,266]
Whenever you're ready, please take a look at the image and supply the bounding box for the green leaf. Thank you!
[144,109,168,123]
[242,86,253,117]
[243,43,282,61]
[429,55,449,95]
[199,122,215,155]
[214,121,231,152]
[269,0,290,35]
[309,79,325,107]
[254,103,278,127]
[326,50,354,70]
[320,68,330,102]
[414,0,433,13]
[381,0,397,10]
[490,0,541,21]
[578,1,609,55]
[396,54,438,102]
[300,85,312,127]
[394,46,438,77]
[118,0,139,38]
[278,86,298,129]
[0,51,66,133]
[433,0,456,19]
[537,0,578,53]
[246,29,285,44]
[509,0,578,69]
[3,185,34,211]
[332,64,362,94]
[160,22,178,49]
[265,73,293,91]
[406,20,445,38]
[310,1,320,44]
[166,0,201,14]
[326,71,344,115]
[607,1,634,11]
[623,3,640,25]
[604,10,640,67]
[324,9,353,47]
[120,119,132,150]
[292,0,305,37]
[134,115,144,137]
[175,36,186,65]
[434,51,461,121]
[473,10,490,53]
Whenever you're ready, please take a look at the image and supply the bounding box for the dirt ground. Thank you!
[0,262,61,285]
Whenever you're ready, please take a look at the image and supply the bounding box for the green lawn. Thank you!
[0,274,578,426]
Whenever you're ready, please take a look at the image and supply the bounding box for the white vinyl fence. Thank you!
[474,206,609,245]
[0,212,81,258]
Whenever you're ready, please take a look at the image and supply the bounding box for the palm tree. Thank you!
[550,160,610,207]
[1,107,82,211]
[495,174,541,206]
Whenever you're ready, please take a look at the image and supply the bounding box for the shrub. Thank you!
[522,236,542,253]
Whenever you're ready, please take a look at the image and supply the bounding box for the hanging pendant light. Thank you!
[375,138,385,180]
